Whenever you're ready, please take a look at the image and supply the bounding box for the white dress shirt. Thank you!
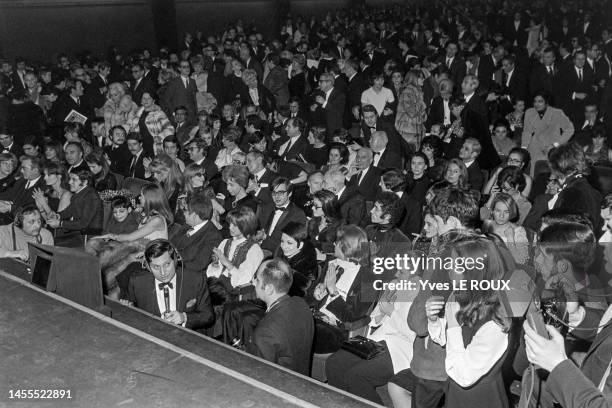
[206,237,264,287]
[268,204,288,235]
[155,274,177,316]
[187,220,208,237]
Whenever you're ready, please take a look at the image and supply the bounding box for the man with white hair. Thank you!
[348,147,382,201]
[323,169,366,226]
[370,131,402,170]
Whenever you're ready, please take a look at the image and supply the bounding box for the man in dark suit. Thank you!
[360,104,405,155]
[261,177,307,253]
[324,169,367,227]
[550,143,603,234]
[247,34,266,63]
[478,45,506,95]
[199,69,229,107]
[0,132,23,158]
[171,193,222,273]
[88,61,111,110]
[0,156,45,225]
[64,142,89,174]
[247,259,314,375]
[123,239,215,331]
[126,133,150,180]
[277,117,308,161]
[173,107,195,147]
[459,138,485,192]
[341,59,368,127]
[504,12,528,49]
[105,127,132,177]
[529,48,558,101]
[370,131,403,170]
[246,150,277,227]
[46,170,103,247]
[240,48,264,81]
[461,75,501,170]
[363,40,385,69]
[239,72,276,116]
[165,61,198,124]
[499,55,528,110]
[53,79,91,127]
[185,138,218,181]
[558,51,596,127]
[441,42,467,89]
[129,63,157,106]
[550,17,574,46]
[309,72,346,135]
[348,147,382,202]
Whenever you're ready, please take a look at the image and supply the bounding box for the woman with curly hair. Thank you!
[395,69,427,150]
[102,82,129,135]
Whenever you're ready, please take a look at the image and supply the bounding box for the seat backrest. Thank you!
[121,177,151,195]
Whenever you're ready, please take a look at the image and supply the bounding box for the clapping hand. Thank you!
[325,264,339,296]
[425,296,445,322]
[32,188,46,202]
[0,200,11,213]
[143,157,152,171]
[315,95,325,105]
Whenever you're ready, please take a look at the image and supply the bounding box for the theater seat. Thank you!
[588,165,612,195]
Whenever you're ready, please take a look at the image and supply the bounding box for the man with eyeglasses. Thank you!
[166,60,197,125]
[185,138,217,180]
[310,72,346,134]
[261,177,306,253]
[129,63,156,107]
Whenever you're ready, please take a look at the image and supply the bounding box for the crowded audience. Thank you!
[2,0,612,406]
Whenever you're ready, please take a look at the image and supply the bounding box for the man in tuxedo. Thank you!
[558,51,595,127]
[0,156,45,225]
[572,103,605,146]
[459,138,485,192]
[126,133,150,180]
[130,63,156,107]
[348,147,382,202]
[53,79,91,127]
[261,177,307,253]
[65,142,89,174]
[165,61,198,125]
[370,131,403,170]
[323,169,367,226]
[341,59,368,127]
[0,132,23,158]
[247,259,314,375]
[247,34,266,63]
[278,117,308,161]
[46,170,103,247]
[170,192,222,273]
[505,12,527,49]
[529,48,558,102]
[441,42,466,89]
[123,239,214,331]
[461,75,501,169]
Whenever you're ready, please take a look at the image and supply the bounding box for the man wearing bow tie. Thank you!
[122,239,214,331]
[261,177,306,253]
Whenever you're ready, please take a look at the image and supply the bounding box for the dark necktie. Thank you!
[578,69,583,81]
[275,206,287,212]
[158,282,174,290]
[129,156,137,175]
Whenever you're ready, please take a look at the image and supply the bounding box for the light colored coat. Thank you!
[521,106,574,169]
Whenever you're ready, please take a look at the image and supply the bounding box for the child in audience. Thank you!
[104,196,140,235]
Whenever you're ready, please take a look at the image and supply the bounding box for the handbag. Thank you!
[340,336,386,360]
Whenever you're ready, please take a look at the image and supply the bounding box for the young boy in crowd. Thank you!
[104,196,140,235]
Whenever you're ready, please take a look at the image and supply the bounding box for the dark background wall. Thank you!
[0,0,356,62]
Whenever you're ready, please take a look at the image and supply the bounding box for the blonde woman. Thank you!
[102,82,128,135]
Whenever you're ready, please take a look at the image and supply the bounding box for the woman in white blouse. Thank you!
[425,237,512,408]
[361,70,395,119]
[206,206,264,294]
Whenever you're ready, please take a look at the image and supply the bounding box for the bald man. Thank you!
[323,169,367,226]
[370,131,403,170]
[348,147,382,201]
